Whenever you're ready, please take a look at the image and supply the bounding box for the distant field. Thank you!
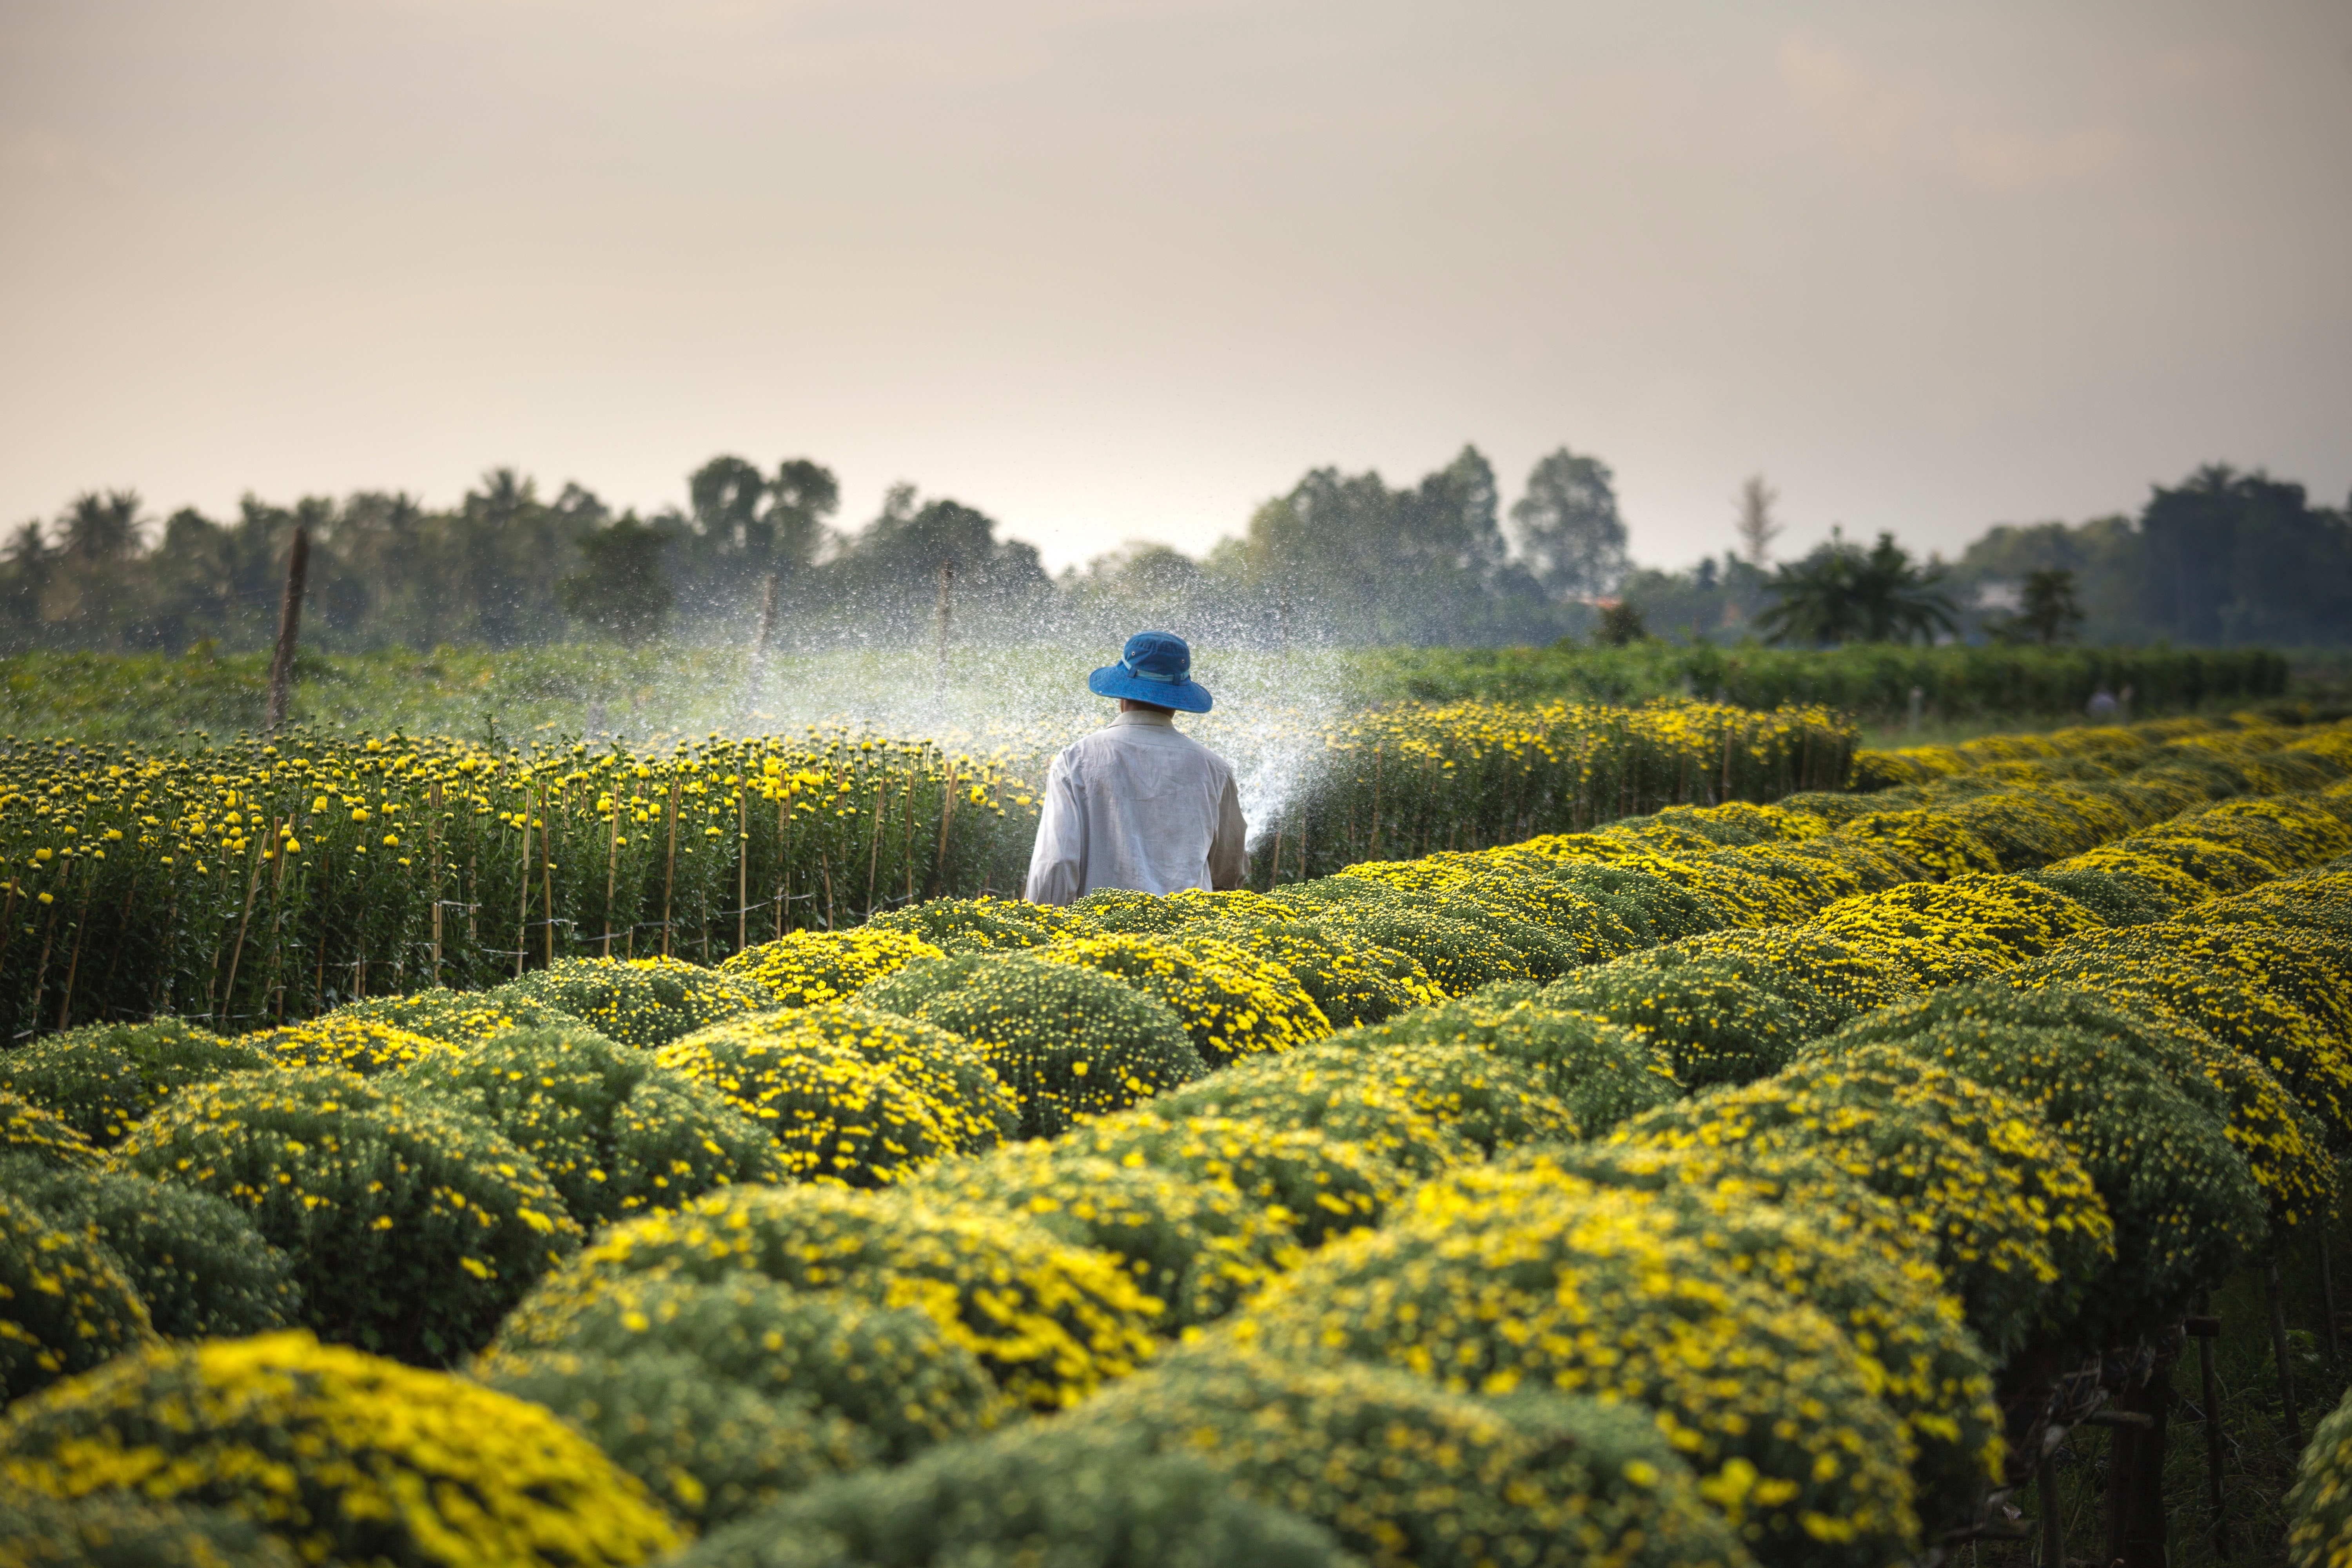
[0,640,2302,750]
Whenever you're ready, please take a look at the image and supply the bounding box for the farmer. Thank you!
[1023,631,1249,905]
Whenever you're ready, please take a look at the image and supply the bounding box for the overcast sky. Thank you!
[4,0,2347,575]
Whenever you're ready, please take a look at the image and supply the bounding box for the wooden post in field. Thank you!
[744,573,780,722]
[265,527,310,733]
[934,561,955,706]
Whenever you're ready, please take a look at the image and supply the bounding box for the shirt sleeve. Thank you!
[1207,773,1248,891]
[1024,751,1087,906]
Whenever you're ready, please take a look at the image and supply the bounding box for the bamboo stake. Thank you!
[2269,1260,2301,1435]
[264,527,309,734]
[776,794,788,938]
[514,791,533,979]
[737,785,749,954]
[541,785,555,969]
[603,787,622,957]
[428,783,443,984]
[2323,1229,2342,1365]
[864,779,884,919]
[2198,1291,2230,1560]
[931,763,956,898]
[661,780,679,958]
[54,860,96,1032]
[218,835,267,1029]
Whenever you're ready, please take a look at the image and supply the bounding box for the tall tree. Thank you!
[1510,448,1627,601]
[1733,474,1783,566]
[561,514,673,646]
[1757,528,1957,646]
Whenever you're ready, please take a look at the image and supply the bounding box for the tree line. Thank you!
[5,449,2344,655]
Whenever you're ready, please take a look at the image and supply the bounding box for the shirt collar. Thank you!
[1111,709,1177,730]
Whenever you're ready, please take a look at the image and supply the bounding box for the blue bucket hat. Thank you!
[1087,630,1212,713]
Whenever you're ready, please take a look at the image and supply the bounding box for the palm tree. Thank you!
[1757,528,1957,646]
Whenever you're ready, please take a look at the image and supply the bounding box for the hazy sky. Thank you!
[4,1,2348,575]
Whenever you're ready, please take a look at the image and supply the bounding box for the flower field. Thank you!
[4,706,2352,1565]
[0,698,1855,1042]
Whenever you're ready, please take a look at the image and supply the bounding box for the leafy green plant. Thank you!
[396,1024,787,1223]
[0,1019,265,1146]
[491,955,777,1049]
[0,1188,151,1402]
[0,1157,297,1338]
[111,1067,581,1362]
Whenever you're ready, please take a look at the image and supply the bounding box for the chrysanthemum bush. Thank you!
[1060,1342,1756,1568]
[0,1158,298,1339]
[1538,950,1813,1088]
[1622,1044,2114,1357]
[0,1331,678,1568]
[651,1022,954,1189]
[719,926,945,1005]
[395,1024,787,1223]
[1151,1036,1568,1161]
[491,954,777,1049]
[1051,1109,1409,1248]
[110,1067,581,1362]
[326,985,577,1045]
[1810,1021,2262,1338]
[507,1182,1160,1409]
[675,1419,1354,1568]
[2289,1379,2352,1568]
[1842,978,2331,1234]
[908,1146,1296,1329]
[1230,1166,1920,1568]
[1274,875,1573,986]
[863,894,1075,953]
[1195,914,1445,1026]
[664,1002,1019,1155]
[472,1349,873,1530]
[0,1019,266,1146]
[0,1490,301,1568]
[486,1269,1006,1462]
[855,952,1204,1138]
[0,1189,151,1402]
[1029,931,1331,1065]
[1502,1143,2001,1529]
[238,1014,454,1076]
[1,1090,101,1171]
[1334,991,1681,1134]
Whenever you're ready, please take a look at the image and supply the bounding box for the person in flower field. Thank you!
[1023,630,1249,905]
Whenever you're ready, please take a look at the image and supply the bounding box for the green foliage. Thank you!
[509,1183,1160,1411]
[490,955,776,1049]
[486,1270,1006,1463]
[652,1023,955,1190]
[1625,1043,2115,1358]
[864,897,1073,953]
[0,1157,297,1338]
[1029,931,1331,1066]
[1234,1164,1919,1568]
[666,1002,1018,1156]
[2290,1379,2352,1568]
[1335,993,1683,1136]
[0,1019,264,1147]
[909,1148,1296,1329]
[1836,978,2332,1234]
[328,986,578,1044]
[677,1420,1353,1568]
[1153,1038,1564,1161]
[1756,529,1958,647]
[856,953,1203,1138]
[0,1091,101,1170]
[111,1067,581,1363]
[0,1491,301,1568]
[395,1025,787,1225]
[1813,1019,2262,1336]
[1541,951,1807,1089]
[1197,915,1443,1027]
[1064,1343,1752,1568]
[0,1331,679,1568]
[1051,1110,1408,1249]
[559,513,674,647]
[473,1350,873,1529]
[0,1189,151,1402]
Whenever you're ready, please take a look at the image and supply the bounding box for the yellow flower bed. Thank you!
[0,1331,678,1568]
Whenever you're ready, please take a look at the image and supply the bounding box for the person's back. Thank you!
[1024,632,1248,906]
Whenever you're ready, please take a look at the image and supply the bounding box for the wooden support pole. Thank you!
[744,572,780,723]
[2125,1347,2175,1568]
[2323,1228,2342,1365]
[934,561,954,706]
[265,527,310,733]
[2269,1259,2302,1436]
[2196,1295,2230,1560]
[2036,1455,2063,1568]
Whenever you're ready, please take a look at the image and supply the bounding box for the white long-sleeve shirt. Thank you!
[1023,709,1250,906]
